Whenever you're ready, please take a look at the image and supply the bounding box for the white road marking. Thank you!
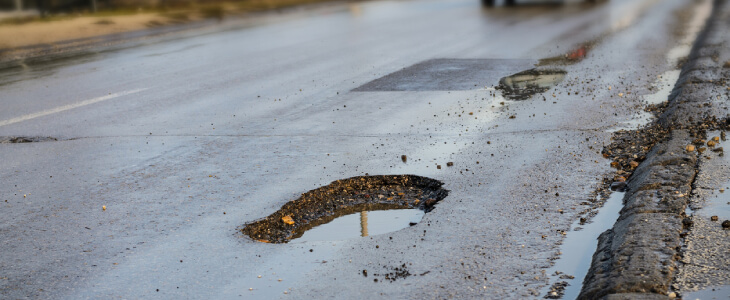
[0,88,147,127]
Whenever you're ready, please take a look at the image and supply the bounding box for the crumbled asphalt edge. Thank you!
[239,175,449,243]
[578,0,730,299]
[0,136,58,143]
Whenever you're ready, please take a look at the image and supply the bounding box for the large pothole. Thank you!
[240,175,449,244]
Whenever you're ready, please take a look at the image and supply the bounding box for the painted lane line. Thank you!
[0,88,148,127]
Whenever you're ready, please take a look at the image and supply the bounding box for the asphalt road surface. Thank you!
[0,0,714,298]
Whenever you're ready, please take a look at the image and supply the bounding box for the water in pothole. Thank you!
[543,191,625,299]
[292,209,424,243]
[497,69,566,100]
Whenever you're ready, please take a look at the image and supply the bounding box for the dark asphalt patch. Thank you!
[496,69,566,100]
[352,59,535,91]
[240,175,448,244]
[0,136,58,143]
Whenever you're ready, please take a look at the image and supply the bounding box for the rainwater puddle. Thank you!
[683,285,730,300]
[240,175,448,243]
[645,70,681,105]
[292,209,424,243]
[544,191,625,299]
[693,131,730,219]
[606,111,654,133]
[667,0,712,66]
[497,69,566,100]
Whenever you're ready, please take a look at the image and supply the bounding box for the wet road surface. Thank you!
[0,0,713,298]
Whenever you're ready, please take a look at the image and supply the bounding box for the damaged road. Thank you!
[0,0,727,299]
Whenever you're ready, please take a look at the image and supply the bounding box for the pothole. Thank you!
[496,69,566,100]
[0,136,58,143]
[240,175,448,244]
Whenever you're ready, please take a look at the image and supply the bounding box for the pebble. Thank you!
[668,292,676,298]
[282,216,295,225]
[723,220,730,229]
[707,140,716,147]
[102,205,106,211]
[711,216,718,221]
[686,145,696,152]
[401,155,407,163]
[446,162,454,167]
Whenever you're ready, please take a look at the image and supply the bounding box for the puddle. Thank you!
[607,69,681,132]
[496,69,566,100]
[606,111,655,133]
[644,70,681,105]
[543,191,625,299]
[240,175,448,243]
[694,131,730,220]
[293,208,424,243]
[538,44,591,66]
[667,0,712,67]
[683,285,730,300]
[0,136,57,143]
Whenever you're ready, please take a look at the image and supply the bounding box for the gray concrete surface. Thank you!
[0,0,722,299]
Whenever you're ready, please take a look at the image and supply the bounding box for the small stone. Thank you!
[668,292,676,298]
[446,162,454,167]
[509,115,516,119]
[723,220,730,228]
[707,140,716,147]
[436,165,441,169]
[401,155,407,163]
[686,145,695,152]
[618,93,624,97]
[282,216,295,225]
[712,136,720,141]
[629,161,639,168]
[610,161,619,168]
[711,216,718,221]
[102,205,106,211]
[249,288,253,291]
[257,275,262,278]
[698,147,706,153]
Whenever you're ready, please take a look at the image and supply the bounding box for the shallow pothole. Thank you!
[240,175,448,244]
[496,69,566,100]
[0,136,58,143]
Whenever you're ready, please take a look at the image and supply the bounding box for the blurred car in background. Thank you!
[483,0,600,6]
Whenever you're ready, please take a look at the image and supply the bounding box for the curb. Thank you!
[578,0,730,298]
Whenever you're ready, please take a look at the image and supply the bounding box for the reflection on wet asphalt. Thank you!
[543,191,625,299]
[293,209,424,243]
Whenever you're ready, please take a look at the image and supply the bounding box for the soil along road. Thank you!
[579,0,730,298]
